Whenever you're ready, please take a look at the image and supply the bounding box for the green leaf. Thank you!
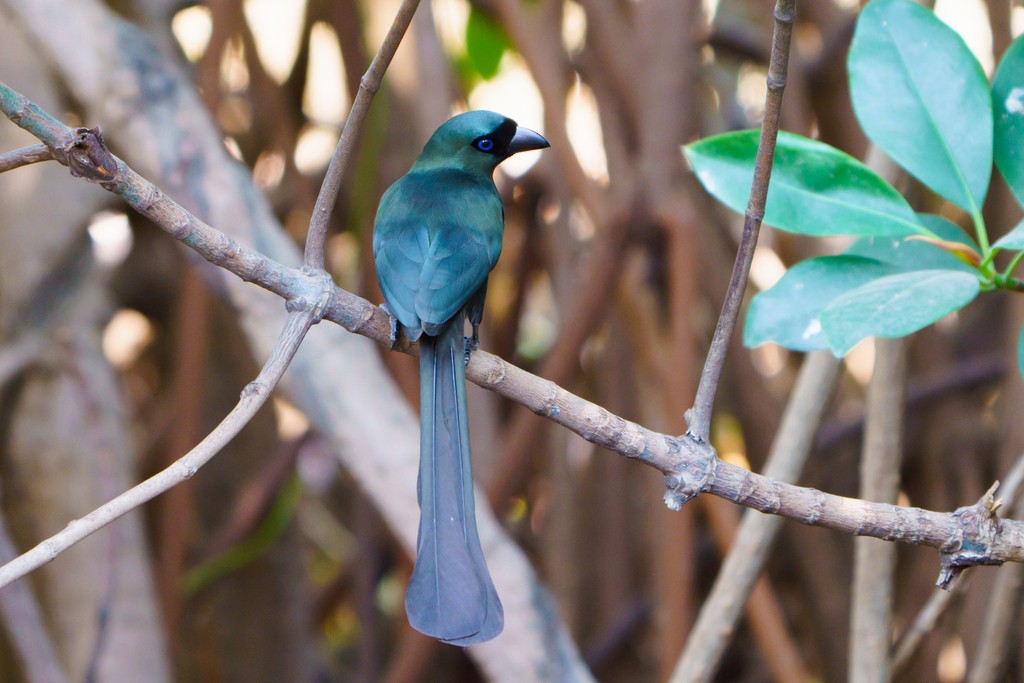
[685,130,924,237]
[744,256,901,351]
[845,213,977,273]
[821,270,980,356]
[994,217,1024,251]
[848,0,992,212]
[465,6,510,80]
[994,34,1024,209]
[916,213,976,246]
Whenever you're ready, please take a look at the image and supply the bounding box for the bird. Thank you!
[373,111,548,645]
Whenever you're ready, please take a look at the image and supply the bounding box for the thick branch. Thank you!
[2,80,1023,594]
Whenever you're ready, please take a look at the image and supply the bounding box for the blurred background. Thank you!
[0,0,1022,681]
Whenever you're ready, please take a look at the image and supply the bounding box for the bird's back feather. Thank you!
[373,169,503,337]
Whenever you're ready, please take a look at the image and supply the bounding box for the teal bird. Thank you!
[373,111,548,645]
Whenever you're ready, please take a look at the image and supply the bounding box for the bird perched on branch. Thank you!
[373,111,548,645]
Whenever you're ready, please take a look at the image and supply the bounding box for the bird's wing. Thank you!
[374,206,429,334]
[373,170,503,334]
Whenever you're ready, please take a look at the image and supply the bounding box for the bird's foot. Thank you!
[380,303,399,350]
[463,336,480,367]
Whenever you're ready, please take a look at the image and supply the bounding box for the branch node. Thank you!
[682,410,704,443]
[983,480,1002,514]
[177,462,198,480]
[295,267,336,323]
[774,3,796,24]
[359,74,379,97]
[663,437,717,511]
[64,127,121,187]
[936,489,1006,589]
[241,380,265,400]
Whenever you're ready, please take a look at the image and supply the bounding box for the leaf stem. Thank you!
[972,208,992,258]
[1001,278,1024,293]
[1002,250,1024,282]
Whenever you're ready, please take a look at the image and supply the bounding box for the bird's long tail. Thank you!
[405,316,503,645]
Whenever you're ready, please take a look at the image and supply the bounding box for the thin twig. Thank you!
[2,78,1024,604]
[302,0,420,269]
[0,142,51,173]
[0,308,322,589]
[687,0,796,441]
[0,86,72,152]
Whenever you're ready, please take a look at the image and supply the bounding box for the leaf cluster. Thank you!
[686,0,1024,362]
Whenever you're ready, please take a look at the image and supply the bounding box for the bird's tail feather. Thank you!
[405,317,503,645]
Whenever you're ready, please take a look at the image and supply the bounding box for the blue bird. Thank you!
[373,111,549,645]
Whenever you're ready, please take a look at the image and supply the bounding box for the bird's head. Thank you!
[411,110,549,175]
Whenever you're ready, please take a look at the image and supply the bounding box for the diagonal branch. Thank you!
[0,0,588,674]
[0,142,51,173]
[686,0,796,441]
[2,79,1024,594]
[0,305,325,589]
[302,0,420,270]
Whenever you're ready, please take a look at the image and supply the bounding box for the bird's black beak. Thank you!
[507,126,549,155]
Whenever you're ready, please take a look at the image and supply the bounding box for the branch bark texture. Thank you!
[2,78,1022,595]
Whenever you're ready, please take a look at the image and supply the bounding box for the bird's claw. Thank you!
[463,336,480,367]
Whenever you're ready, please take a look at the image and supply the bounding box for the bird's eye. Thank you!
[474,138,495,152]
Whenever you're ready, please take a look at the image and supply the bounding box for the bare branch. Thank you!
[2,79,1024,593]
[0,85,73,152]
[303,0,420,269]
[0,142,51,173]
[687,0,796,441]
[0,306,323,589]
